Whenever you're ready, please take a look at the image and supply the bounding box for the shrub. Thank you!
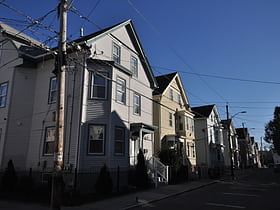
[158,147,185,184]
[95,164,113,195]
[135,149,149,189]
[1,160,18,195]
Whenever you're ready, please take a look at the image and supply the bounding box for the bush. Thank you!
[95,164,113,195]
[135,149,149,189]
[17,175,34,196]
[1,160,18,195]
[158,147,185,184]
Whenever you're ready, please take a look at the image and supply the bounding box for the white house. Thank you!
[221,119,240,169]
[0,20,158,192]
[192,105,224,177]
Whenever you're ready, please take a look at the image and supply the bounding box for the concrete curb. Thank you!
[122,181,218,210]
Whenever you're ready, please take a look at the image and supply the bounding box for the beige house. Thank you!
[153,72,196,171]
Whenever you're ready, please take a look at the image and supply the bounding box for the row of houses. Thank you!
[0,20,260,192]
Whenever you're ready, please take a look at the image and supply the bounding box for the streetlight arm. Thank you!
[231,111,247,119]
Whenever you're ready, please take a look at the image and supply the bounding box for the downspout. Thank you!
[74,51,87,184]
[66,66,77,164]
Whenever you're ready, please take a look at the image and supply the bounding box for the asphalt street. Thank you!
[132,168,280,210]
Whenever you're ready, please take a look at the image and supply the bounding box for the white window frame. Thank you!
[186,116,189,130]
[0,43,2,64]
[187,142,190,157]
[44,127,55,155]
[114,126,125,155]
[0,82,8,108]
[48,77,57,104]
[191,143,196,158]
[112,42,121,64]
[169,112,173,127]
[133,93,141,115]
[177,93,182,105]
[131,55,138,77]
[169,88,174,101]
[89,72,107,99]
[88,124,105,155]
[116,77,126,104]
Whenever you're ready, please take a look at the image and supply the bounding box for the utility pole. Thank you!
[51,0,72,208]
[55,0,67,169]
[226,105,234,179]
[260,137,263,167]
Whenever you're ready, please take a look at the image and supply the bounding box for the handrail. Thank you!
[146,156,169,186]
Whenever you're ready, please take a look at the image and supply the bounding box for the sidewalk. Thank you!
[0,169,252,210]
[64,169,253,210]
[63,179,216,210]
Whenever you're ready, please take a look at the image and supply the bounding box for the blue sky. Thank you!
[1,0,279,148]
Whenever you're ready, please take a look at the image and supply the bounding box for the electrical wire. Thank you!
[127,0,228,103]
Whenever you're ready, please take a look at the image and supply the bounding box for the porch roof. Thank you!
[130,123,158,132]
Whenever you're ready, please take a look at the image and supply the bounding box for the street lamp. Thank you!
[226,105,246,180]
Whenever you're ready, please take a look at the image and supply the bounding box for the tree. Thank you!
[264,106,280,155]
[158,146,185,183]
[135,149,149,188]
[158,146,182,170]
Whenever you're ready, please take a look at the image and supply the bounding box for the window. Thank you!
[186,117,194,131]
[210,130,213,142]
[191,143,196,157]
[186,117,189,130]
[0,83,8,107]
[44,127,55,155]
[0,43,2,63]
[131,56,138,77]
[88,125,105,155]
[113,43,121,64]
[186,143,190,157]
[177,93,182,105]
[179,115,184,130]
[169,112,173,127]
[114,127,125,155]
[116,77,126,104]
[133,93,141,115]
[89,72,107,99]
[191,118,194,132]
[169,88,174,101]
[48,77,57,103]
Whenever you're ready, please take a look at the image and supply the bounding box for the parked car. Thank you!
[274,163,280,173]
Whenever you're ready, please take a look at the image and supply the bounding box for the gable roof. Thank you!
[0,20,158,88]
[153,72,177,95]
[74,19,158,89]
[192,104,216,118]
[236,128,248,139]
[0,21,53,62]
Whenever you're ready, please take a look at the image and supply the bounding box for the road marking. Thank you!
[224,192,259,197]
[136,199,154,207]
[206,202,246,209]
[230,186,267,191]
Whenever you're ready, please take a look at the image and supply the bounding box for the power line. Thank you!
[0,1,58,35]
[127,0,228,103]
[154,65,280,85]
